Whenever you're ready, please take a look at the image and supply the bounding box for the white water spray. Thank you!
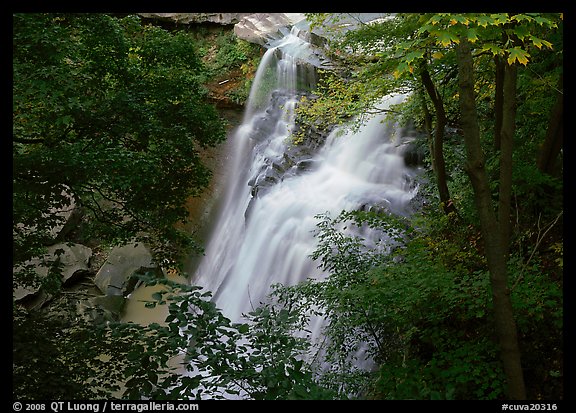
[192,26,419,337]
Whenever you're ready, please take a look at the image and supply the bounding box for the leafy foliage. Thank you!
[191,27,262,105]
[13,299,128,399]
[13,13,563,401]
[16,201,560,400]
[272,202,562,399]
[273,210,503,399]
[12,12,226,399]
[13,13,226,269]
[292,13,562,399]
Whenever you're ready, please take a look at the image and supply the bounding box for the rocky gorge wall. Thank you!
[139,13,308,45]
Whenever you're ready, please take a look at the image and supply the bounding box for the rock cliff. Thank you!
[139,13,309,46]
[138,13,252,25]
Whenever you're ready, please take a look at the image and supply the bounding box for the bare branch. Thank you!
[511,210,563,291]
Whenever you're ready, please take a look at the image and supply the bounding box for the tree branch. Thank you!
[511,210,563,291]
[13,136,45,144]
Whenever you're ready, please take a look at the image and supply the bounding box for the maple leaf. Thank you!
[507,47,530,66]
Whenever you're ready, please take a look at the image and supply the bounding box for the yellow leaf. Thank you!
[507,47,530,66]
[529,35,553,50]
[541,39,553,49]
[432,51,444,59]
[433,30,459,47]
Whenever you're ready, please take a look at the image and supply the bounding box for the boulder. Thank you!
[94,242,158,297]
[76,241,162,321]
[402,142,427,168]
[13,242,93,302]
[78,295,127,324]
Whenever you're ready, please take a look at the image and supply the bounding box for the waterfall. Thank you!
[191,26,419,342]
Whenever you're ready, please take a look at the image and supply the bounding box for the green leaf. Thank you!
[507,47,530,65]
[466,28,479,43]
[60,115,74,126]
[481,43,504,56]
[432,30,460,47]
[449,15,469,26]
[490,13,509,26]
[428,14,444,26]
[393,61,410,79]
[417,23,434,35]
[529,35,553,50]
[511,25,530,41]
[151,291,164,301]
[474,15,495,28]
[236,323,250,334]
[404,50,425,64]
[511,14,534,23]
[533,15,557,28]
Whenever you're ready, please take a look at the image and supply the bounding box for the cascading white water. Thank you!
[192,26,419,335]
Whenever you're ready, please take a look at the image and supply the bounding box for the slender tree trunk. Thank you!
[419,62,457,215]
[494,55,505,151]
[455,38,526,400]
[418,86,435,171]
[537,73,563,176]
[498,62,517,258]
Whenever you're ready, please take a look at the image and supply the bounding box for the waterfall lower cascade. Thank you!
[192,25,419,352]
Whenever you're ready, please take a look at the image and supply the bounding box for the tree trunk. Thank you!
[419,62,457,215]
[537,73,563,176]
[494,55,505,151]
[417,86,435,171]
[455,38,526,400]
[498,62,517,259]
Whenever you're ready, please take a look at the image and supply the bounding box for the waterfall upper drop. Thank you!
[191,25,420,325]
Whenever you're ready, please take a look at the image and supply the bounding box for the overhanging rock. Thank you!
[138,13,252,25]
[13,242,93,307]
[233,13,307,46]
